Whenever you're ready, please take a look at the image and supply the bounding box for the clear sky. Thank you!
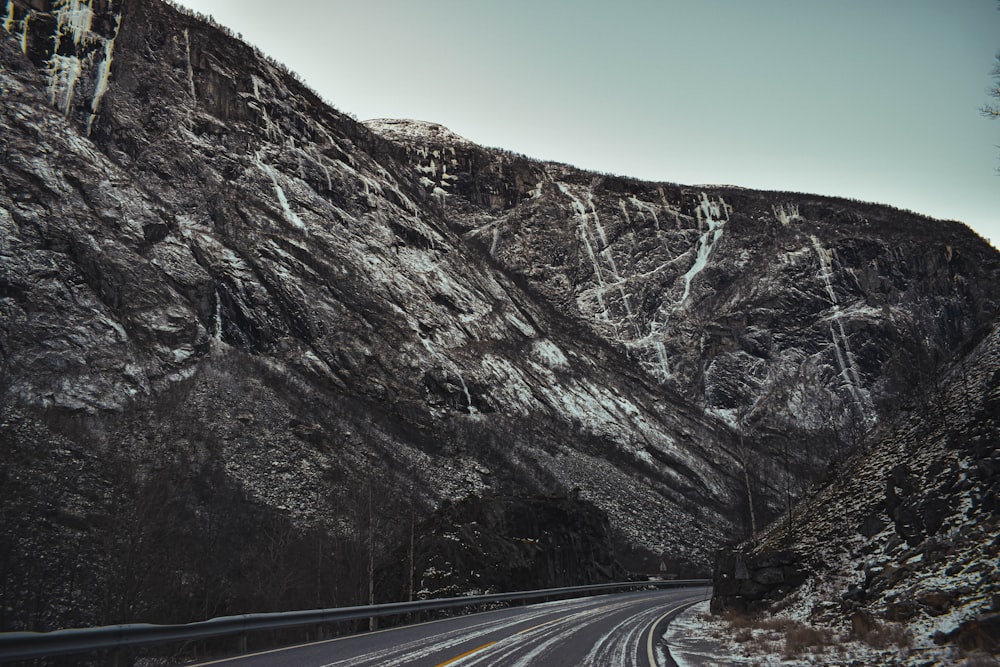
[175,0,1000,247]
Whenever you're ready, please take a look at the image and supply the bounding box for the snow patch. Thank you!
[532,339,568,368]
[86,12,120,135]
[773,203,802,226]
[364,118,473,146]
[258,157,307,232]
[45,54,82,115]
[3,0,14,34]
[506,313,536,337]
[53,0,93,49]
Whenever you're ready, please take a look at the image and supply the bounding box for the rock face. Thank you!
[710,549,808,614]
[379,494,630,602]
[2,0,999,635]
[370,117,1000,500]
[730,319,1000,653]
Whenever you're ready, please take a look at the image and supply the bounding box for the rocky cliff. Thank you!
[2,0,999,634]
[368,117,1000,503]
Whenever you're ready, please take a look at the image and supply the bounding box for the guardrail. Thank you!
[0,578,710,662]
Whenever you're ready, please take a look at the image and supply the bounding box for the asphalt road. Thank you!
[187,587,708,667]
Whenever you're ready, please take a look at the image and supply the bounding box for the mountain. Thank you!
[2,0,999,637]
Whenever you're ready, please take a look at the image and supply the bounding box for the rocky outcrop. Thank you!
[735,319,1000,654]
[710,549,808,614]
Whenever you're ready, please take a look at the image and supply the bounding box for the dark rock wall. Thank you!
[710,548,808,614]
[373,117,1000,520]
[379,494,629,602]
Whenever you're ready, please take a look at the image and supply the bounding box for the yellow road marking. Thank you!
[515,618,561,635]
[434,641,497,666]
[646,596,701,667]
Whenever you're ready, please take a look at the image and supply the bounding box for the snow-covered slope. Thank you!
[724,320,1000,661]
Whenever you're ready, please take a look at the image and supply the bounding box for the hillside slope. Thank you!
[713,319,999,660]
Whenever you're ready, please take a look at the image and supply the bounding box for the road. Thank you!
[187,587,708,667]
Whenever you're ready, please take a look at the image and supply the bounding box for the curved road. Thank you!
[188,587,707,667]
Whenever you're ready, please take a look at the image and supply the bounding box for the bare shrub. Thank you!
[862,621,912,650]
[758,616,796,633]
[784,624,834,658]
[722,609,758,629]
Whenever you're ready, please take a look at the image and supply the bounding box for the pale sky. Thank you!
[175,0,1000,247]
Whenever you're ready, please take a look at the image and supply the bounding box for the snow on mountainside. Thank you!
[365,118,474,147]
[364,114,1000,524]
[1,0,999,645]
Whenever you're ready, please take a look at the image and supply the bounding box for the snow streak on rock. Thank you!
[810,234,868,417]
[559,182,610,321]
[1,4,30,52]
[3,1,14,34]
[87,11,120,135]
[249,74,278,140]
[211,288,225,347]
[182,27,196,99]
[53,0,93,49]
[679,193,727,306]
[45,54,82,114]
[558,181,639,336]
[258,157,307,232]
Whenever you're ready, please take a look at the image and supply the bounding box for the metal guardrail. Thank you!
[0,579,710,662]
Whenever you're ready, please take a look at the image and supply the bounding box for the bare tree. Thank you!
[985,4,1000,168]
[985,51,1000,120]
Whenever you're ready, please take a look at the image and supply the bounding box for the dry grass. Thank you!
[858,620,912,650]
[718,609,835,658]
[783,624,834,658]
[721,609,758,629]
